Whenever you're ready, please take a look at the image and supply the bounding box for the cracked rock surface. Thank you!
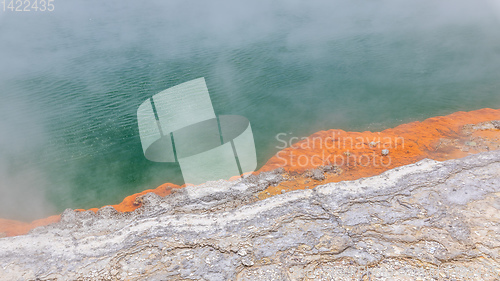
[1,150,500,280]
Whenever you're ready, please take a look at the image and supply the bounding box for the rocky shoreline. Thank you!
[1,150,499,280]
[2,108,499,238]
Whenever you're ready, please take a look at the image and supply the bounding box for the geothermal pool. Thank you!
[1,0,500,221]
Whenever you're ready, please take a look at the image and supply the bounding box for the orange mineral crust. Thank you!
[1,108,499,237]
[0,183,181,237]
[258,108,500,198]
[0,215,61,238]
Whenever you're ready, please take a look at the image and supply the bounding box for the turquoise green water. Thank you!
[1,0,500,220]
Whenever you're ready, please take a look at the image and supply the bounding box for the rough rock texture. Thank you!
[1,151,500,280]
[3,109,498,238]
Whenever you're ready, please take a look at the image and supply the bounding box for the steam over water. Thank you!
[1,0,500,220]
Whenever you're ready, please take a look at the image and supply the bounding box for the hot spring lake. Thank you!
[1,0,500,221]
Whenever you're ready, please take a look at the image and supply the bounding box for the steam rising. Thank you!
[0,96,55,221]
[1,0,499,221]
